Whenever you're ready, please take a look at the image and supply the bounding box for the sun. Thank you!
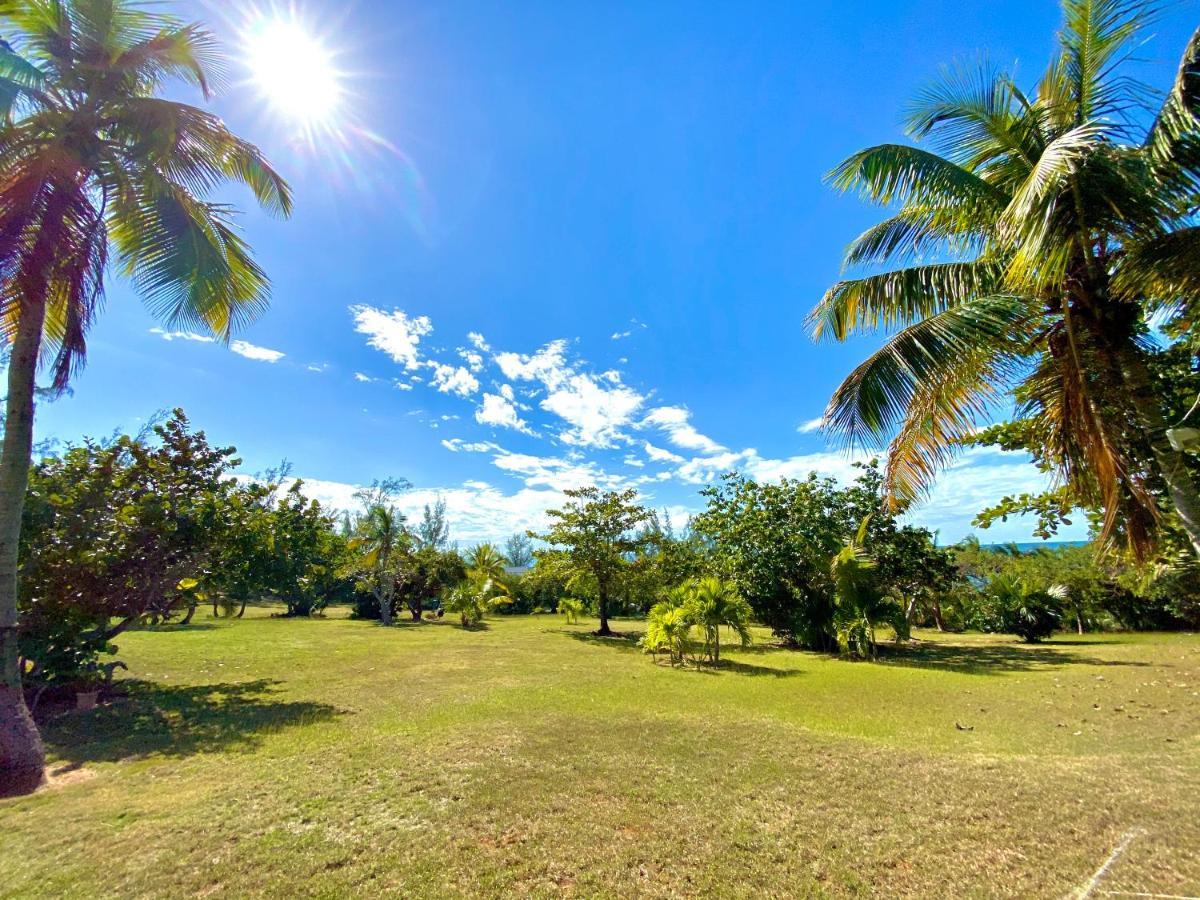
[244,16,343,126]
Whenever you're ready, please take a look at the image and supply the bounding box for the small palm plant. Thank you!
[688,576,752,663]
[641,585,695,666]
[558,597,586,625]
[444,576,510,628]
[831,519,902,659]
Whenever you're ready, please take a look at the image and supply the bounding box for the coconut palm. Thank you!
[351,505,408,626]
[687,576,751,663]
[829,518,902,659]
[0,1,290,794]
[466,542,508,582]
[809,0,1200,559]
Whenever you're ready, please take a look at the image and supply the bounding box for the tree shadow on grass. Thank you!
[875,640,1152,675]
[562,630,802,677]
[560,629,644,653]
[39,679,344,766]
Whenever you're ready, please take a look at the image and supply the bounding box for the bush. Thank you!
[972,576,1061,642]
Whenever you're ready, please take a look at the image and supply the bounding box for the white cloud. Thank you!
[611,330,632,340]
[642,406,725,455]
[476,391,533,433]
[351,305,433,370]
[491,452,622,492]
[442,438,502,453]
[495,340,571,387]
[230,340,285,363]
[643,441,685,464]
[797,417,824,434]
[394,381,414,391]
[149,327,214,343]
[467,331,490,352]
[429,363,480,398]
[459,349,485,372]
[542,371,645,448]
[306,363,329,373]
[354,372,375,383]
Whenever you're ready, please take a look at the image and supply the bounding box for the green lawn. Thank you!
[2,610,1198,898]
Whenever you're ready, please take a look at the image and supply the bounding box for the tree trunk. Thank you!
[179,600,196,626]
[237,597,247,618]
[596,582,610,635]
[0,301,47,796]
[1119,348,1200,559]
[713,627,720,663]
[378,589,392,626]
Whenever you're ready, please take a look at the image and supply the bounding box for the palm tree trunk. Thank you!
[713,627,720,663]
[1118,348,1200,559]
[0,301,47,795]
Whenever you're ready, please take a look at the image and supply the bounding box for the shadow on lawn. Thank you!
[561,630,802,677]
[877,640,1151,674]
[40,679,344,765]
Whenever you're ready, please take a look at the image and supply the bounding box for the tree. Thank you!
[533,487,651,636]
[466,543,508,582]
[0,1,291,793]
[17,410,236,683]
[504,533,534,568]
[641,586,696,666]
[349,505,409,626]
[809,1,1200,560]
[687,577,751,663]
[416,496,450,550]
[263,483,343,618]
[396,547,466,622]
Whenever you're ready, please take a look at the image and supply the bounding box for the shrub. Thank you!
[558,597,586,625]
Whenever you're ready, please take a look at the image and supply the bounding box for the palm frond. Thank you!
[810,261,1002,341]
[827,143,1007,212]
[823,293,1034,448]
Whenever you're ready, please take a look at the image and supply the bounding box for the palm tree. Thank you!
[0,1,290,794]
[809,0,1200,559]
[466,542,508,582]
[687,576,751,663]
[352,505,408,626]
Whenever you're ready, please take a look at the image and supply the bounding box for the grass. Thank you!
[2,608,1198,898]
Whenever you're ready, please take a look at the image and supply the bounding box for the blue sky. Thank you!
[33,0,1199,545]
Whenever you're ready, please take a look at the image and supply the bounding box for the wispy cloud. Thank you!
[230,340,285,363]
[149,327,214,344]
[797,417,824,434]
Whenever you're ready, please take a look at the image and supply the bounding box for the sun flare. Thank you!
[244,17,343,125]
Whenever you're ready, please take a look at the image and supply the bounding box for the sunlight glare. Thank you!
[245,17,342,125]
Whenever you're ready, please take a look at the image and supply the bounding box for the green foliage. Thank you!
[18,410,237,681]
[812,0,1200,559]
[972,576,1062,643]
[830,519,904,659]
[557,597,586,625]
[693,463,943,650]
[533,487,652,633]
[443,577,510,628]
[640,578,749,666]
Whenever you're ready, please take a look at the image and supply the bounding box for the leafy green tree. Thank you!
[348,505,409,626]
[0,0,290,792]
[810,1,1200,560]
[533,487,652,636]
[18,411,235,682]
[264,483,343,618]
[396,547,466,622]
